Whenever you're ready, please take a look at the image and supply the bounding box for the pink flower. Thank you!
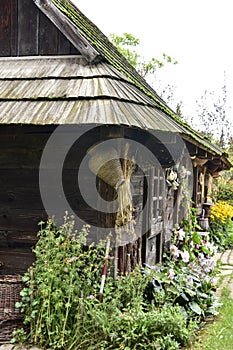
[169,268,175,280]
[181,250,190,263]
[86,295,95,300]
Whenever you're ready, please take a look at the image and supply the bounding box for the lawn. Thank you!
[186,286,233,350]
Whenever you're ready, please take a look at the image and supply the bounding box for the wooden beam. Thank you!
[33,0,101,63]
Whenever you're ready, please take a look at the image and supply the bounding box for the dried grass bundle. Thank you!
[115,144,136,244]
[88,143,136,244]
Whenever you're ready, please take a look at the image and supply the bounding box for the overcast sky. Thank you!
[72,0,233,130]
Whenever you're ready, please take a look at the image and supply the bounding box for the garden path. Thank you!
[214,249,233,298]
[1,250,233,350]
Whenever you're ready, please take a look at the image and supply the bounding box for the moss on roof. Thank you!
[49,0,228,159]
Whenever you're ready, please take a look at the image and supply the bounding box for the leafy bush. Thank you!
[213,179,233,206]
[141,208,221,319]
[13,216,198,350]
[14,217,112,348]
[81,302,197,350]
[143,260,220,319]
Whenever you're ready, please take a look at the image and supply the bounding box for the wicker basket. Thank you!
[88,146,124,189]
[0,275,24,344]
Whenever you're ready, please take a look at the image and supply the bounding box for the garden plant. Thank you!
[209,201,233,250]
[12,208,223,350]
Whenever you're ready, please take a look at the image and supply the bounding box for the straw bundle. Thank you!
[114,145,136,244]
[88,144,136,244]
[88,146,124,190]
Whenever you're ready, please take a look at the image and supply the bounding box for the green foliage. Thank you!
[169,208,216,261]
[141,208,221,319]
[13,209,226,349]
[13,217,109,348]
[144,260,220,317]
[13,216,199,350]
[209,218,233,250]
[213,179,233,206]
[82,302,196,350]
[109,33,177,77]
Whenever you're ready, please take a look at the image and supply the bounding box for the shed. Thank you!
[0,0,231,277]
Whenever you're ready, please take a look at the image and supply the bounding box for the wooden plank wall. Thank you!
[0,0,80,56]
[0,125,100,274]
[0,125,146,275]
[0,125,49,274]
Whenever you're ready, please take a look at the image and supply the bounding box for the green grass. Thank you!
[186,286,233,350]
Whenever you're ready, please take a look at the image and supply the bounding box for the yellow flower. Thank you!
[210,201,233,224]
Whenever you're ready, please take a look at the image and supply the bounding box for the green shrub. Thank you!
[13,216,198,350]
[213,180,233,206]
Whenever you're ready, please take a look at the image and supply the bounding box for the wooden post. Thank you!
[99,237,111,302]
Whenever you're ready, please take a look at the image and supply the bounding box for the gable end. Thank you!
[0,0,80,57]
[34,0,101,62]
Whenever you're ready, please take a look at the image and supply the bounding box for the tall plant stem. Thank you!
[61,276,74,346]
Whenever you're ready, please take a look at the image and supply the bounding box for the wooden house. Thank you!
[0,0,231,278]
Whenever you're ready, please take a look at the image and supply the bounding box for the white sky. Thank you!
[72,0,233,132]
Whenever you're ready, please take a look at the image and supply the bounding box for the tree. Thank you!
[110,32,232,143]
[110,33,183,115]
[109,33,178,78]
[195,73,232,148]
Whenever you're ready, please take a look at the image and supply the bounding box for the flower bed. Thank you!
[12,211,221,349]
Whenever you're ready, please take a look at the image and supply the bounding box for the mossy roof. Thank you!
[31,0,230,164]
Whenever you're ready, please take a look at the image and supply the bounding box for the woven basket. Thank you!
[0,275,24,344]
[89,146,124,189]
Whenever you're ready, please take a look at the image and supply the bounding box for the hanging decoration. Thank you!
[166,167,179,190]
[114,144,136,244]
[88,143,136,245]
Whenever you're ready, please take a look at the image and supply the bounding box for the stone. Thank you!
[220,268,233,275]
[0,345,14,350]
[221,250,232,264]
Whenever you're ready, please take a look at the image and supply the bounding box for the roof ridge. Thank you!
[7,0,225,161]
[46,0,227,157]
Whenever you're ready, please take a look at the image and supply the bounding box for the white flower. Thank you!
[181,250,190,263]
[178,228,185,241]
[211,277,217,285]
[187,275,193,285]
[170,244,180,258]
[179,166,191,179]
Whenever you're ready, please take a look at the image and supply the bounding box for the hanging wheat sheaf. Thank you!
[88,144,136,245]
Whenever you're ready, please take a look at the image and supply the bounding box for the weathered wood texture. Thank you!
[0,125,93,274]
[0,125,147,274]
[0,0,80,56]
[117,239,142,274]
[0,248,35,274]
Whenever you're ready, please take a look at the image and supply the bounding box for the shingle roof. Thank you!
[0,55,182,131]
[0,0,230,164]
[42,0,230,159]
